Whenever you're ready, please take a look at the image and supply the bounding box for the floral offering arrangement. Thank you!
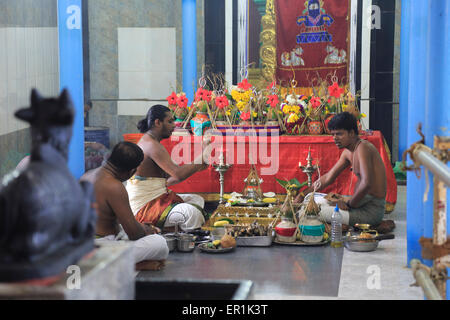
[166,91,189,122]
[166,71,364,136]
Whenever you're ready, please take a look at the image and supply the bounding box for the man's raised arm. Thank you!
[294,151,351,203]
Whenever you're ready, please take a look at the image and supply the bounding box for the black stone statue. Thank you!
[0,89,96,283]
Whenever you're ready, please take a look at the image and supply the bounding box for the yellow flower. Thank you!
[237,101,247,111]
[231,90,241,102]
[291,105,300,114]
[360,113,366,118]
[252,111,258,118]
[342,104,348,111]
[287,113,299,123]
[225,109,231,116]
[242,90,253,102]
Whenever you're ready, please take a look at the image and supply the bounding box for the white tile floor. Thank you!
[255,185,426,300]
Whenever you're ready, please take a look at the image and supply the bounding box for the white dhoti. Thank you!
[95,227,169,263]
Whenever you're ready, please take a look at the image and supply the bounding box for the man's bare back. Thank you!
[81,168,122,236]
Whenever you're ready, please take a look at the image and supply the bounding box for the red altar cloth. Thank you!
[162,131,397,207]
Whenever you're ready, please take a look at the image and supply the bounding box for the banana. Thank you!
[263,197,277,203]
[213,220,230,227]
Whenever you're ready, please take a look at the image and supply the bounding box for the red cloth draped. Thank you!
[162,131,397,207]
[135,192,184,226]
[275,0,350,86]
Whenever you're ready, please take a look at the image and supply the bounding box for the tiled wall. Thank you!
[117,27,177,116]
[87,0,205,148]
[0,0,59,176]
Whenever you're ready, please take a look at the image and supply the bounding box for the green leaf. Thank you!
[275,178,289,189]
[288,178,307,188]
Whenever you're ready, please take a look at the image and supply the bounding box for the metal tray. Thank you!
[236,235,273,247]
[273,238,330,246]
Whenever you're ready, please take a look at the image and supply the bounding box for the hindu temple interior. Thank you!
[0,0,449,303]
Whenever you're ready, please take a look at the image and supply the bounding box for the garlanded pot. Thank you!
[285,117,306,135]
[275,217,297,243]
[299,217,325,243]
[307,120,323,135]
[190,112,211,136]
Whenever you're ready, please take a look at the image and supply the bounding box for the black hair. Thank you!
[327,111,359,135]
[137,104,171,133]
[107,141,144,172]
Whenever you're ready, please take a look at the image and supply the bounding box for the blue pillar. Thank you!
[57,0,85,178]
[404,0,450,299]
[398,0,410,161]
[182,0,197,106]
[405,0,429,266]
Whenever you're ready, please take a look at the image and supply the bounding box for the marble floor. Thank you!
[137,185,425,300]
[256,185,425,300]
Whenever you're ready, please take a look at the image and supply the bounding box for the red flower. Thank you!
[266,81,277,91]
[195,88,212,102]
[310,97,322,108]
[240,111,250,121]
[267,95,279,108]
[237,79,252,91]
[328,82,345,98]
[166,92,178,105]
[215,96,229,109]
[177,95,188,108]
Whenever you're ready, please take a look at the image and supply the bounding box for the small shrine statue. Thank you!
[0,89,96,283]
[242,164,263,201]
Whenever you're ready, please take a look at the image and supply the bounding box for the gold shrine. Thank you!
[242,164,264,201]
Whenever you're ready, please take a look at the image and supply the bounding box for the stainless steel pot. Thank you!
[163,235,177,252]
[176,234,195,252]
[343,234,395,252]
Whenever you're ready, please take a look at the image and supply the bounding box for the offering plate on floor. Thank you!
[198,242,235,253]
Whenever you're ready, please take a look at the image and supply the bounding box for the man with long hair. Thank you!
[126,105,209,232]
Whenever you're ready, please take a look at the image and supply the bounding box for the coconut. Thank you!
[220,234,236,248]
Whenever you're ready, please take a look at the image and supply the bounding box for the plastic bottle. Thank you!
[330,204,343,248]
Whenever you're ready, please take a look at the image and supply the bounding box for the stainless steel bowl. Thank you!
[343,234,395,252]
[344,239,379,252]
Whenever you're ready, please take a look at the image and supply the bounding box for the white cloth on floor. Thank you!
[164,194,205,231]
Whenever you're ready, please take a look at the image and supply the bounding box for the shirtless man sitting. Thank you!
[126,104,209,232]
[294,112,387,228]
[80,141,169,270]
